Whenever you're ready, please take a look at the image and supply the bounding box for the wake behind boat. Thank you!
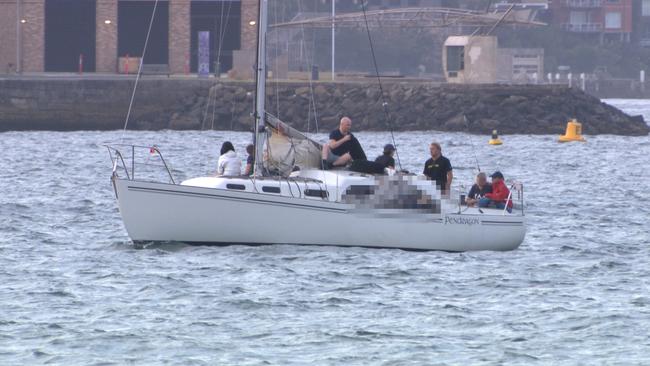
[107,0,526,251]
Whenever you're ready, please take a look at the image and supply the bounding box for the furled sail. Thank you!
[264,113,322,176]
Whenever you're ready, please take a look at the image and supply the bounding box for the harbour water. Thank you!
[1,99,649,364]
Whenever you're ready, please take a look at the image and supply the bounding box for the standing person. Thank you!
[423,142,453,195]
[465,172,492,207]
[217,141,241,176]
[375,144,396,170]
[243,144,255,176]
[321,116,366,169]
[479,171,513,212]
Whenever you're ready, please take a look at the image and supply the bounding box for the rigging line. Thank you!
[210,88,218,130]
[200,89,213,175]
[200,87,213,130]
[200,87,216,174]
[215,0,234,73]
[120,0,160,142]
[202,2,235,172]
[208,0,234,132]
[463,115,481,173]
[360,0,402,171]
[199,1,235,134]
[216,0,227,63]
[296,0,320,134]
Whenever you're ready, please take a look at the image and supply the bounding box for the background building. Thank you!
[497,47,544,83]
[0,0,258,74]
[549,0,633,43]
[638,0,650,46]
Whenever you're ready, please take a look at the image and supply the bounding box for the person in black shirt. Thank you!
[465,172,492,206]
[423,142,453,195]
[321,117,366,169]
[375,144,396,170]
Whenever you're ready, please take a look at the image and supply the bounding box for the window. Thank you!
[643,0,650,16]
[262,186,281,194]
[446,46,464,72]
[304,189,328,198]
[605,12,622,29]
[345,185,375,196]
[569,11,588,25]
[226,184,246,190]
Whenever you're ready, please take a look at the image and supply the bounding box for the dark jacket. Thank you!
[468,183,492,199]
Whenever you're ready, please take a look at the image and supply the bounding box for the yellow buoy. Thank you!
[559,119,586,142]
[488,129,503,145]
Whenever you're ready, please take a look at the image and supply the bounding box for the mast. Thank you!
[331,0,335,81]
[253,0,268,176]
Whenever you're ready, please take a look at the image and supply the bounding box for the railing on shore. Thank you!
[566,0,602,8]
[561,23,602,33]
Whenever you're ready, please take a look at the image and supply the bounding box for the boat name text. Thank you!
[445,216,480,226]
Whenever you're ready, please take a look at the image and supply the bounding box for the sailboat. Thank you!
[107,0,526,251]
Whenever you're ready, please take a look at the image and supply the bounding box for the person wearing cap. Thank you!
[479,171,513,212]
[374,144,396,170]
[466,172,492,207]
[423,142,453,195]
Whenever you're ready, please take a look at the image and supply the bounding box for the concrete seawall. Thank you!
[0,78,647,135]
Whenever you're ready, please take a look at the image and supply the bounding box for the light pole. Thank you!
[331,0,335,81]
[15,0,20,73]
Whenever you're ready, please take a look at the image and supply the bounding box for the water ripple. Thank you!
[0,100,649,364]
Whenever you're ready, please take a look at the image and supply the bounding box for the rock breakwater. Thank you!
[0,79,647,135]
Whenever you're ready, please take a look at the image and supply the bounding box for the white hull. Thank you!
[113,177,525,251]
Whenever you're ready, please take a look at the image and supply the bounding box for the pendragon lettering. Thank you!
[445,216,480,225]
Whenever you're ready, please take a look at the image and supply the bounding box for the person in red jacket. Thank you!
[479,171,513,212]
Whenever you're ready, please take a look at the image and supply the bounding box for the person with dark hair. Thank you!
[423,142,453,195]
[243,144,255,176]
[479,171,512,212]
[217,141,241,176]
[375,144,396,170]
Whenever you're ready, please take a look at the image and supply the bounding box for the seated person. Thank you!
[321,116,366,169]
[466,172,492,207]
[243,143,255,176]
[216,141,241,176]
[375,144,396,170]
[478,171,513,212]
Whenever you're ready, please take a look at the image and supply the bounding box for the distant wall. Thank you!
[0,78,647,136]
[0,78,212,130]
